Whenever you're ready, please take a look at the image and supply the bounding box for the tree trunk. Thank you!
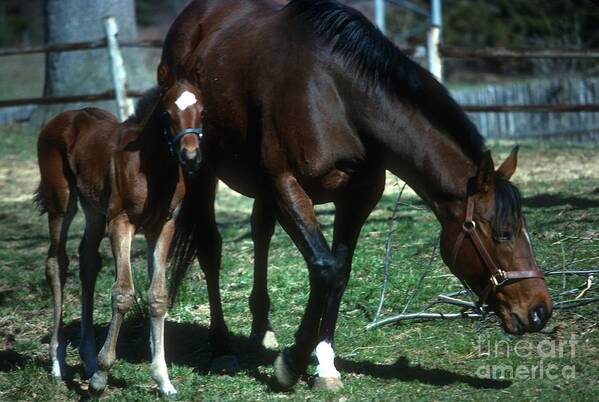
[42,0,152,116]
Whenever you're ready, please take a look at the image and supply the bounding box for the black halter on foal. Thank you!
[451,195,545,307]
[162,109,204,157]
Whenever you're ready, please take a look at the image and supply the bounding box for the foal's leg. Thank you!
[313,175,385,391]
[271,174,339,389]
[145,221,177,396]
[45,191,77,378]
[78,208,106,379]
[249,198,278,349]
[89,215,135,394]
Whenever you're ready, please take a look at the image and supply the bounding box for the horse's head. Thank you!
[440,146,552,335]
[160,81,205,174]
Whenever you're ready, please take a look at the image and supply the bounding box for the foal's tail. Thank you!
[34,113,75,216]
[168,174,204,304]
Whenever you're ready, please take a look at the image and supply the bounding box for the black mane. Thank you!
[494,174,523,235]
[126,87,161,125]
[285,0,486,161]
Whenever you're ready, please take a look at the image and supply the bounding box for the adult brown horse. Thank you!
[163,0,552,391]
[35,82,205,396]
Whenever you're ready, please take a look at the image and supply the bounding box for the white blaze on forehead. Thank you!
[314,341,341,378]
[175,90,197,111]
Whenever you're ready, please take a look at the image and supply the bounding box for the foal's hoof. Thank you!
[313,376,344,391]
[89,371,108,395]
[209,355,240,375]
[274,351,300,389]
[159,383,178,399]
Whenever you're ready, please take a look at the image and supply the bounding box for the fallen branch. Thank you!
[367,312,483,329]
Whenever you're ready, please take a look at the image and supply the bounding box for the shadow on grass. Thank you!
[336,356,511,389]
[2,321,509,399]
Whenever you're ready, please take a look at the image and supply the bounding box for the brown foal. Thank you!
[35,81,204,396]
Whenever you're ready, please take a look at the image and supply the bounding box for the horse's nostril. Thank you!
[528,304,546,331]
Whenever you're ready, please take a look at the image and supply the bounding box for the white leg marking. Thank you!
[315,341,341,378]
[51,360,62,378]
[148,231,176,396]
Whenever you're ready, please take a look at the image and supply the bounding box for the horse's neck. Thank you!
[356,90,476,218]
[137,125,176,177]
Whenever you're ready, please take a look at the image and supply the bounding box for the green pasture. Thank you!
[0,125,597,401]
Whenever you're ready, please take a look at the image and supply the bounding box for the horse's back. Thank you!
[37,108,120,211]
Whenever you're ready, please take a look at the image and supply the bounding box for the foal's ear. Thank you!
[497,145,519,179]
[157,63,174,89]
[474,150,495,192]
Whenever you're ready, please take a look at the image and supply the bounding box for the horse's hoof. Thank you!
[261,330,279,350]
[89,371,108,394]
[274,351,300,389]
[81,361,97,380]
[313,376,343,391]
[209,355,240,375]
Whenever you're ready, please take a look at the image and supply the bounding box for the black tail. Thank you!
[33,182,49,215]
[168,174,204,305]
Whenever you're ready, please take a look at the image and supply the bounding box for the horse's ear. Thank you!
[497,145,519,179]
[474,150,495,192]
[157,63,174,90]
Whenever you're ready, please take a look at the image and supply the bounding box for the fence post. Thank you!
[427,0,443,82]
[103,16,134,121]
[375,0,386,35]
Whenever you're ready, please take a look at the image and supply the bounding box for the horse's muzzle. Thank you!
[179,147,202,174]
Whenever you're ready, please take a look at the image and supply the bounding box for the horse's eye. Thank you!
[497,231,513,241]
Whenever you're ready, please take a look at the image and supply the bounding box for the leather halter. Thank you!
[161,103,204,158]
[451,195,545,306]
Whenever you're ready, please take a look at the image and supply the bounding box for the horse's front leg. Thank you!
[249,198,278,349]
[145,220,177,396]
[271,174,339,389]
[89,214,135,394]
[313,173,385,391]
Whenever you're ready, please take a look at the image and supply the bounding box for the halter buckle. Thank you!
[462,220,476,232]
[490,269,509,287]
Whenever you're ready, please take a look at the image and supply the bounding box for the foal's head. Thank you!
[440,147,552,335]
[160,81,205,174]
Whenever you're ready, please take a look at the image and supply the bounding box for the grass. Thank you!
[0,125,597,401]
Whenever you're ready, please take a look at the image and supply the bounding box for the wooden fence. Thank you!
[1,26,599,121]
[452,78,599,139]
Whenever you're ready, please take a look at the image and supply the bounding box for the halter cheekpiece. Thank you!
[451,195,545,307]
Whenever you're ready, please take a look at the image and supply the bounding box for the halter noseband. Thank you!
[451,195,545,306]
[162,111,204,157]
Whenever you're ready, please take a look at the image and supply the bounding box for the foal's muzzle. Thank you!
[164,126,204,174]
[179,146,202,174]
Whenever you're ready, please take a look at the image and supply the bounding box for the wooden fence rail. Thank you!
[0,39,163,57]
[0,90,146,108]
[1,39,599,114]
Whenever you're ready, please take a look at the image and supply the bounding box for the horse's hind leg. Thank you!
[145,221,177,396]
[249,198,278,349]
[45,187,77,378]
[89,214,135,394]
[78,207,106,378]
